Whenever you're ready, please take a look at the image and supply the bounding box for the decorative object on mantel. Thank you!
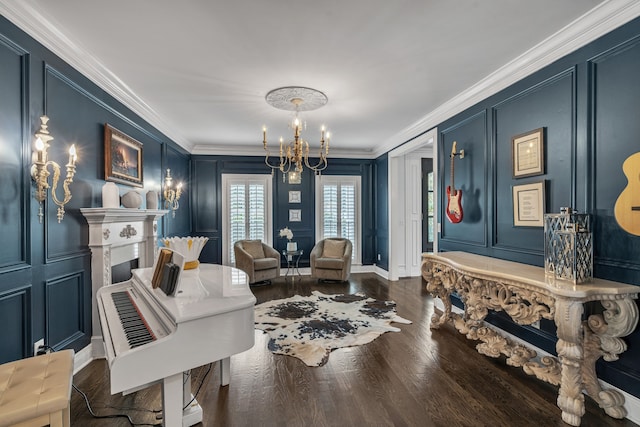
[262,86,330,183]
[421,251,638,427]
[254,291,411,366]
[163,169,183,217]
[102,182,119,208]
[279,226,296,251]
[146,190,159,209]
[121,190,142,209]
[544,207,593,284]
[161,236,209,270]
[613,151,640,236]
[31,115,78,223]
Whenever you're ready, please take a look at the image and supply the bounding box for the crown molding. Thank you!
[0,1,193,152]
[2,1,639,158]
[191,143,378,159]
[373,0,640,158]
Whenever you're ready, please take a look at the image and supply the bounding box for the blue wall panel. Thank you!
[437,17,640,398]
[0,16,190,362]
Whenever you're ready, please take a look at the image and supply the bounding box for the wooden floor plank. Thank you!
[70,273,637,427]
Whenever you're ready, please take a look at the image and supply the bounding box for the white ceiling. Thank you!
[2,1,639,157]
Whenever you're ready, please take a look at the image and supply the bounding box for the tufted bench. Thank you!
[0,349,74,427]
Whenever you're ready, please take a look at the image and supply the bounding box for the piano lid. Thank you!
[133,264,256,324]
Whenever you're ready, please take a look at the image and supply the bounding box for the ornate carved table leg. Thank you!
[422,260,453,328]
[555,297,585,427]
[583,297,639,419]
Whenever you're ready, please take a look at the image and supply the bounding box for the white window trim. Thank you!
[221,174,273,266]
[315,175,362,265]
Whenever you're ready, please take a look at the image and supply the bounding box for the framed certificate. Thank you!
[512,128,544,178]
[512,181,545,227]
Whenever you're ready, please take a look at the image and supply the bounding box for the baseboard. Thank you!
[73,344,94,375]
[374,265,390,279]
[432,299,640,424]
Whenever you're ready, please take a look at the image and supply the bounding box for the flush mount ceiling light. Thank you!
[262,86,330,182]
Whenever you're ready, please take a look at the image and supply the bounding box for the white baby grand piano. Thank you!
[82,208,256,427]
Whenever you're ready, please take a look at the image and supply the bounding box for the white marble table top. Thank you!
[422,251,638,299]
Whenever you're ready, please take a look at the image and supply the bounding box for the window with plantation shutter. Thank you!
[222,174,272,265]
[316,175,361,264]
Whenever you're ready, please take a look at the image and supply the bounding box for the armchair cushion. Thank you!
[254,257,278,271]
[314,257,345,270]
[322,239,346,259]
[243,240,265,259]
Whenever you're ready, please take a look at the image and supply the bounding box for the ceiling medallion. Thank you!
[265,86,328,111]
[262,86,330,182]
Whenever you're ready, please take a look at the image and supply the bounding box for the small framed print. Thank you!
[512,181,545,227]
[289,209,301,222]
[104,124,144,187]
[512,127,544,178]
[288,190,301,203]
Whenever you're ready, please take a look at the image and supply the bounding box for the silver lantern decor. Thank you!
[544,207,593,284]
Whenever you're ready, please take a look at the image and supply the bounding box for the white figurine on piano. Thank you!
[97,248,256,427]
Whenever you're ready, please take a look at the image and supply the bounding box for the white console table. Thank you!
[421,251,639,426]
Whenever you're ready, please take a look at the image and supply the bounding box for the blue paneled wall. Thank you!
[0,16,190,363]
[191,155,376,267]
[437,17,640,398]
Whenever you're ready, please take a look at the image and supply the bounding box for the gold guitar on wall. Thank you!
[614,151,640,236]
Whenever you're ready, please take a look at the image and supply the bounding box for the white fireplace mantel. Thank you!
[81,208,168,357]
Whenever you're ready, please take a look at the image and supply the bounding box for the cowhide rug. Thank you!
[254,291,411,366]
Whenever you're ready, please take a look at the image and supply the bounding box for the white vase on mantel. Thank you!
[102,182,119,208]
[287,241,297,251]
[146,190,159,209]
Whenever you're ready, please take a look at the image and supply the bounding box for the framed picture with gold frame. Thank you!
[512,181,545,227]
[512,127,544,178]
[104,123,144,187]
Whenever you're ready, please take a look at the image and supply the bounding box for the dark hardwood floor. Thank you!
[71,273,637,427]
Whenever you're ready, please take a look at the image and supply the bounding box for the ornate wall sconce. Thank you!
[31,115,77,223]
[164,169,183,217]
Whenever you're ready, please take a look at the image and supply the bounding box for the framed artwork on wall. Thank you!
[289,190,301,203]
[289,209,301,222]
[512,181,545,227]
[104,124,144,187]
[512,127,544,178]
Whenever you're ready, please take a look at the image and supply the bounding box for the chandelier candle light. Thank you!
[263,87,330,182]
[164,168,183,217]
[31,115,78,223]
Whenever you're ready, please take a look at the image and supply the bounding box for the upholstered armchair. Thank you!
[310,238,353,282]
[234,240,280,285]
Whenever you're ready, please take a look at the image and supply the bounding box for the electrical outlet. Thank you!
[34,338,44,355]
[377,254,381,261]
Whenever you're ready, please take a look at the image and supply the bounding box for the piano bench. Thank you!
[0,349,74,427]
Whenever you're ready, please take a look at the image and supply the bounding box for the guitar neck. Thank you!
[450,152,455,190]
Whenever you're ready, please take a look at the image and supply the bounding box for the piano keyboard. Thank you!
[111,291,156,348]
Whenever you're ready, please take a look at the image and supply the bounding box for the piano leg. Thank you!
[220,357,231,386]
[161,372,203,427]
[162,373,182,427]
[182,371,203,427]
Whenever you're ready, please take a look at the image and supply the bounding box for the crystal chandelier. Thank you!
[262,87,330,182]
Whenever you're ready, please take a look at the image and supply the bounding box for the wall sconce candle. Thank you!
[164,168,183,217]
[31,115,78,223]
